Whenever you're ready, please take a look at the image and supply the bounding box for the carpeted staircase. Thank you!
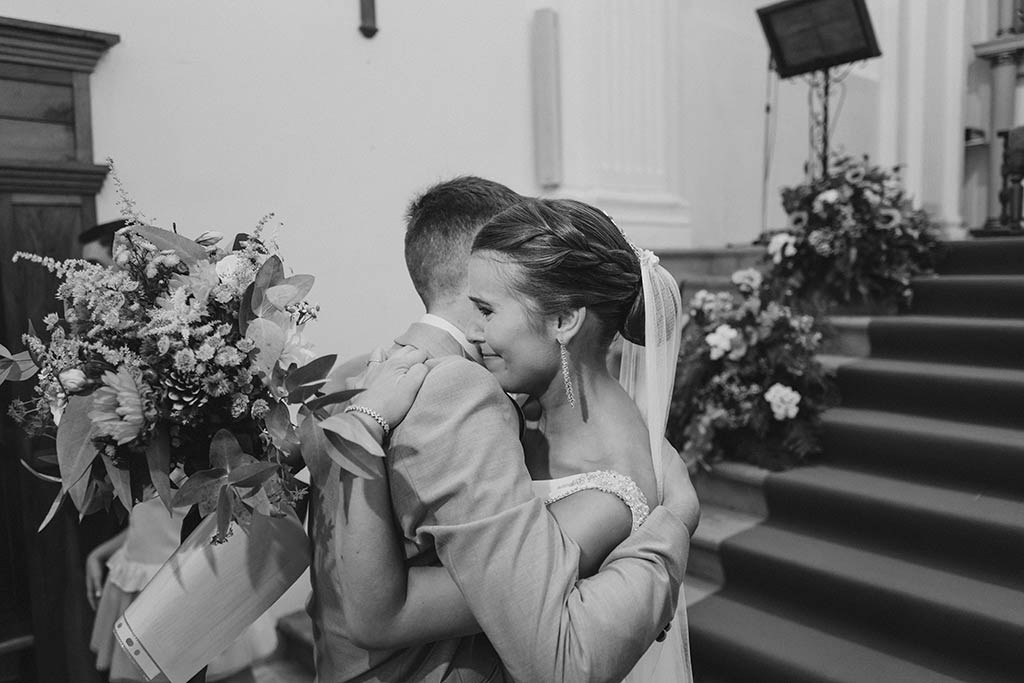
[685,238,1024,682]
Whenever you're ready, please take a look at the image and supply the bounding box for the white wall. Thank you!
[2,0,551,360]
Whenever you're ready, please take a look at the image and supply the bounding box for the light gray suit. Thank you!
[308,322,691,682]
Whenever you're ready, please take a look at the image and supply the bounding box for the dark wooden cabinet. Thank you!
[0,17,118,683]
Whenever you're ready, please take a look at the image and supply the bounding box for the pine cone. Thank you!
[163,371,209,411]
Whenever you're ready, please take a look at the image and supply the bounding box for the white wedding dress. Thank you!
[533,471,693,683]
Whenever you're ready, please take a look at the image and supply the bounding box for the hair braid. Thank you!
[472,197,646,346]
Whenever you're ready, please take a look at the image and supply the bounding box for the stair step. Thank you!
[834,356,1024,429]
[821,407,1024,494]
[693,462,769,518]
[764,465,1024,586]
[689,504,763,584]
[683,574,720,607]
[690,588,1015,683]
[275,611,314,673]
[820,315,871,358]
[867,315,1024,369]
[910,275,1024,317]
[677,274,735,301]
[937,237,1024,275]
[659,246,764,277]
[720,524,1024,672]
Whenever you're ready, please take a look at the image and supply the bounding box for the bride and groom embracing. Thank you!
[307,177,700,682]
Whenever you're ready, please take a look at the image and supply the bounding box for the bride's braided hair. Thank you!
[472,197,646,347]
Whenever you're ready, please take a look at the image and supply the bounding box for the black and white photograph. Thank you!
[0,1,1020,682]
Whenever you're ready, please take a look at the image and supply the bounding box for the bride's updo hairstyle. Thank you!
[472,198,646,347]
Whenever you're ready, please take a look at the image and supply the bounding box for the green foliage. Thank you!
[764,154,943,310]
[666,271,836,471]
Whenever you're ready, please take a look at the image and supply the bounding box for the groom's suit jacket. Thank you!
[308,321,692,683]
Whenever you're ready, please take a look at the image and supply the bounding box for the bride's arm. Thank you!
[337,455,480,650]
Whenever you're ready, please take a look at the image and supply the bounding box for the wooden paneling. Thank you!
[0,79,73,122]
[0,17,117,682]
[0,119,75,161]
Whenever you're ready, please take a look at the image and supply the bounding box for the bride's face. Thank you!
[466,253,559,396]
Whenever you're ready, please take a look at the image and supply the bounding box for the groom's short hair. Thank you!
[404,176,522,307]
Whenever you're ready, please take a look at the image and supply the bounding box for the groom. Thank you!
[308,176,699,682]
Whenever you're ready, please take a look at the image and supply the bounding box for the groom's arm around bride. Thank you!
[386,355,696,682]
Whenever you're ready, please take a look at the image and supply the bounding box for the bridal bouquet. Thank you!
[763,154,941,311]
[667,268,834,470]
[3,172,380,542]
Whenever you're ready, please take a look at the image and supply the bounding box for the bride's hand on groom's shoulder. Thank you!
[660,453,700,535]
[357,346,431,431]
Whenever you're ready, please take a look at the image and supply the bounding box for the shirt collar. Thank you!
[418,313,479,359]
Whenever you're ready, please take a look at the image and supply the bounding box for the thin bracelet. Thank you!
[344,404,390,437]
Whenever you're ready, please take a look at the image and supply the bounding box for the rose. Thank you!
[764,383,800,421]
[730,268,763,293]
[706,324,738,361]
[767,233,797,264]
[58,368,88,392]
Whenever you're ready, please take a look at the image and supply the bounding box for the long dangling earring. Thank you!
[559,341,575,408]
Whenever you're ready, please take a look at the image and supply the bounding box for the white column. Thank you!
[545,0,691,250]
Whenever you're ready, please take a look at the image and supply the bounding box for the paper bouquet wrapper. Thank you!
[114,510,309,683]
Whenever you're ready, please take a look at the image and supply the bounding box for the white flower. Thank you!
[194,231,224,247]
[812,189,843,216]
[731,268,762,293]
[58,368,88,392]
[767,233,798,264]
[279,326,316,369]
[215,254,245,281]
[706,324,738,360]
[764,383,801,421]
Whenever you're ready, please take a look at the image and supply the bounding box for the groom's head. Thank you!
[405,176,521,324]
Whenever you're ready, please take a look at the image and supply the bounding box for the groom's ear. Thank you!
[554,307,586,344]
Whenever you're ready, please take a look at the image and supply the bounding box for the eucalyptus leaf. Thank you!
[171,468,227,508]
[250,255,284,316]
[264,403,294,449]
[67,467,92,514]
[56,396,100,494]
[265,274,314,309]
[228,461,279,487]
[102,454,133,514]
[285,354,337,394]
[129,224,209,267]
[319,413,386,460]
[245,318,287,378]
[321,429,385,479]
[209,429,245,472]
[297,412,332,482]
[243,487,273,516]
[37,487,66,532]
[305,388,363,412]
[216,485,233,542]
[238,282,256,336]
[146,427,174,513]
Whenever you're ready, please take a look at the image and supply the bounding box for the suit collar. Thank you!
[395,321,473,361]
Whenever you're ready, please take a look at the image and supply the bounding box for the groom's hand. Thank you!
[660,453,700,535]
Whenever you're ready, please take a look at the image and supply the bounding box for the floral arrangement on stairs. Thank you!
[0,163,379,541]
[667,268,835,471]
[763,154,942,312]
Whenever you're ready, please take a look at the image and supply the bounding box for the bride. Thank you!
[340,197,692,682]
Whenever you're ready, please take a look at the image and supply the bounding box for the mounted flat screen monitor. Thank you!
[757,0,881,78]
